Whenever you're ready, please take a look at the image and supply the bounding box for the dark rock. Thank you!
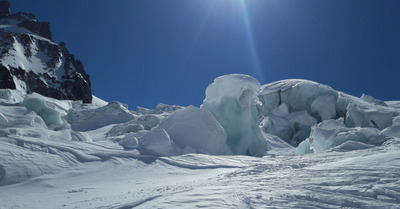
[8,12,35,22]
[0,65,15,89]
[18,20,53,41]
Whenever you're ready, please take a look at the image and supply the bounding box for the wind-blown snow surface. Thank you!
[0,74,400,208]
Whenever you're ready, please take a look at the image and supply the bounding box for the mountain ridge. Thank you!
[0,0,92,103]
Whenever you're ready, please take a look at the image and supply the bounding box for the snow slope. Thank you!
[0,74,399,208]
[0,143,399,208]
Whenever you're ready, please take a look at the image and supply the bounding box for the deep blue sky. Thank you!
[12,0,400,108]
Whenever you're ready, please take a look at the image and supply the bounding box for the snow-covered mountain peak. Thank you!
[0,1,92,103]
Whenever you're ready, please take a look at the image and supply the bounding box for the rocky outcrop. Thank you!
[17,19,52,41]
[0,2,92,103]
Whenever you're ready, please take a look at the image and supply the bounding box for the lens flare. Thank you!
[238,0,265,83]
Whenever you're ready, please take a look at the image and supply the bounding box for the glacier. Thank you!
[0,74,399,208]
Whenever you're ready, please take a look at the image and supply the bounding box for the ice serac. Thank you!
[201,74,268,155]
[311,95,337,121]
[258,79,338,116]
[381,116,400,138]
[67,101,135,132]
[337,93,396,130]
[297,118,391,154]
[158,105,231,155]
[0,3,92,103]
[22,93,69,130]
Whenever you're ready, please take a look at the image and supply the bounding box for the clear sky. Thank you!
[11,0,400,109]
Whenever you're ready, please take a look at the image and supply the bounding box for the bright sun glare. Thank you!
[189,0,265,82]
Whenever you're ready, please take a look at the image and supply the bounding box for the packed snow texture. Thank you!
[0,74,400,208]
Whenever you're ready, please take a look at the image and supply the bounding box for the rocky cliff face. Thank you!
[0,3,92,103]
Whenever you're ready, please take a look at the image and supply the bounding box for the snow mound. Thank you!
[158,106,231,155]
[138,129,177,156]
[119,133,139,150]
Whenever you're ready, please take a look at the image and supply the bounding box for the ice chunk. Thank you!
[286,110,317,127]
[309,120,350,152]
[136,106,155,114]
[345,103,393,130]
[295,138,312,154]
[299,118,390,153]
[67,101,135,131]
[261,105,316,145]
[0,105,47,129]
[332,140,375,152]
[22,94,69,130]
[158,106,231,155]
[385,101,400,109]
[286,110,317,145]
[259,79,337,115]
[135,115,161,130]
[361,94,388,106]
[261,115,294,143]
[106,122,144,137]
[334,127,388,146]
[271,103,289,117]
[337,93,397,130]
[155,103,183,114]
[201,74,267,155]
[24,93,75,117]
[311,95,337,121]
[135,104,182,115]
[138,129,177,156]
[0,89,24,105]
[381,116,400,138]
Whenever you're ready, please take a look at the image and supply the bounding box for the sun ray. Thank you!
[238,0,265,83]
